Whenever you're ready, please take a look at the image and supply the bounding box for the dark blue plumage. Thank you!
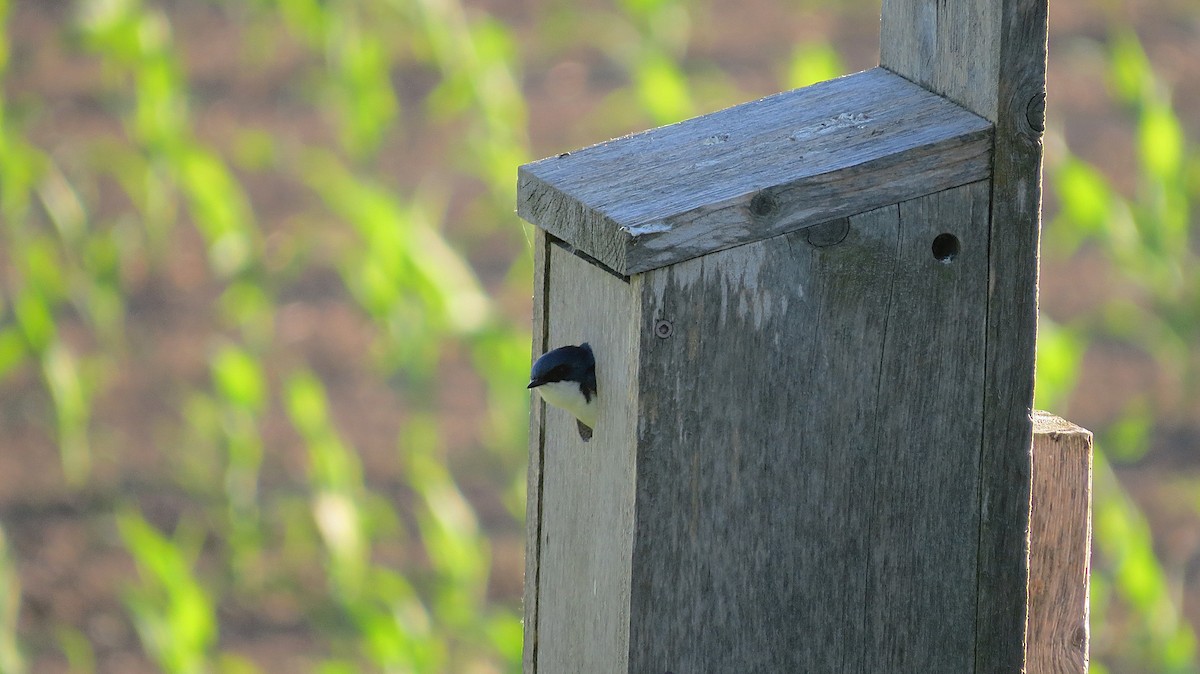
[528,343,597,430]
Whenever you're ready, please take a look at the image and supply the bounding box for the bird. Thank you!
[528,343,597,437]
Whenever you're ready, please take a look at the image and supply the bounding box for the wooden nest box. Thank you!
[517,1,1091,672]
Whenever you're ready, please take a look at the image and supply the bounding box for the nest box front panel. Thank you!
[531,242,641,673]
[628,180,991,671]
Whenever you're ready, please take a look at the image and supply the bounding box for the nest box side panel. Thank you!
[627,180,992,671]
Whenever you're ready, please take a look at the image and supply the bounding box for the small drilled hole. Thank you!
[932,233,960,263]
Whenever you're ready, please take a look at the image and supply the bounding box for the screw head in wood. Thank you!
[654,319,674,339]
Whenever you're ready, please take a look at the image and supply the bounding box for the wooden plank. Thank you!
[880,0,1001,120]
[522,228,549,674]
[857,180,992,670]
[1028,412,1093,674]
[881,3,1048,671]
[518,67,993,276]
[626,180,990,671]
[532,244,640,673]
[980,8,1050,668]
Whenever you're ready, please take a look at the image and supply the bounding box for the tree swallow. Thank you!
[528,343,597,437]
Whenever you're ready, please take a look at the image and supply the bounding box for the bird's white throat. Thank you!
[535,380,597,428]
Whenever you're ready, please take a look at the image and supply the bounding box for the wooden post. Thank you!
[1029,412,1093,674]
[881,1,1051,670]
[518,0,1065,670]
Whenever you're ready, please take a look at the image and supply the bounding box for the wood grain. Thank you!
[531,243,641,673]
[626,180,991,671]
[525,2,1049,667]
[881,2,1048,671]
[522,228,549,674]
[518,67,993,276]
[1028,412,1092,674]
[880,0,1001,120]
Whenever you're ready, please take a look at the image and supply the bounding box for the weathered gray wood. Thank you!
[626,206,897,672]
[882,3,1048,672]
[880,0,1001,120]
[532,244,640,673]
[524,183,1005,671]
[523,1,1051,668]
[522,228,549,674]
[1028,412,1093,674]
[623,180,990,671]
[857,180,993,670]
[518,67,993,276]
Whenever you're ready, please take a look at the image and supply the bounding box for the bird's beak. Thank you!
[527,378,542,389]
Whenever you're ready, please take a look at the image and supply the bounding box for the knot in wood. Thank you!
[805,218,850,248]
[749,190,779,218]
[1024,92,1046,134]
[1072,624,1088,649]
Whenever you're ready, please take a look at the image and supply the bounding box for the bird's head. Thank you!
[527,343,595,392]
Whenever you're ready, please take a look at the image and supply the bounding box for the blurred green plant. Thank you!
[3,0,536,668]
[209,344,270,580]
[118,511,218,674]
[54,626,95,674]
[0,526,23,674]
[0,0,100,485]
[80,0,260,280]
[785,42,844,89]
[286,369,445,671]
